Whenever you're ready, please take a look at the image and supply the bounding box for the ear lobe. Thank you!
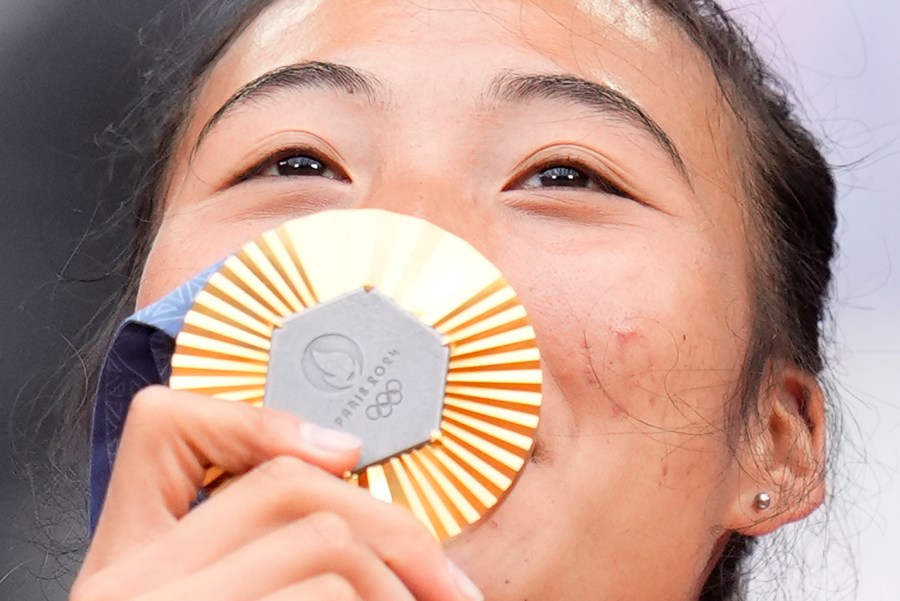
[724,366,827,536]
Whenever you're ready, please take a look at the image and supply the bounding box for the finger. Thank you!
[257,575,363,601]
[132,512,415,601]
[141,455,479,601]
[87,386,361,570]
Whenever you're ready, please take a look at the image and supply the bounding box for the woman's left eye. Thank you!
[518,164,629,198]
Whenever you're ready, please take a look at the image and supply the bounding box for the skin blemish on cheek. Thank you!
[612,322,642,344]
[576,314,691,429]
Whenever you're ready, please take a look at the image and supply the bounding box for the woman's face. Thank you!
[139,0,761,598]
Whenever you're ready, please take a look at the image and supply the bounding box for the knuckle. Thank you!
[316,573,358,600]
[122,386,190,445]
[251,456,319,515]
[128,385,170,420]
[227,407,301,469]
[259,455,310,483]
[306,511,354,552]
[236,407,280,457]
[246,405,272,436]
[252,406,295,445]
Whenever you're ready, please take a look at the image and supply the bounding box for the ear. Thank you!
[723,365,827,536]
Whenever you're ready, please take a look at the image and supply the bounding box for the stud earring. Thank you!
[754,492,772,511]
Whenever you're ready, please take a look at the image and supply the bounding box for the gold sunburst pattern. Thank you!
[169,209,541,540]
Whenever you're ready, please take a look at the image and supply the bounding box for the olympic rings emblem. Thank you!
[366,379,403,420]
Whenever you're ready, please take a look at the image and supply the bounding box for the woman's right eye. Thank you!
[238,149,349,183]
[262,154,341,179]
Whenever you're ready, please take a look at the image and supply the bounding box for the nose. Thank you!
[357,173,491,260]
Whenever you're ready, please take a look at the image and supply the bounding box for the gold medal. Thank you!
[169,209,541,540]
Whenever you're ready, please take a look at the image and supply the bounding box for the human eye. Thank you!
[511,159,633,200]
[237,147,349,183]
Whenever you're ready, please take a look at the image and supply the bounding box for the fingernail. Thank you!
[447,559,484,601]
[300,422,362,453]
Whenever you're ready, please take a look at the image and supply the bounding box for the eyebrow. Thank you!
[486,72,689,181]
[196,61,689,183]
[194,61,384,150]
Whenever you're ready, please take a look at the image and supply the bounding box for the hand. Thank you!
[72,386,483,601]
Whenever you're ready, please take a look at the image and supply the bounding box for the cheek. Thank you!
[136,235,205,309]
[136,214,279,308]
[446,266,747,593]
[502,245,749,444]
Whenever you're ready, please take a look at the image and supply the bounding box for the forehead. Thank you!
[185,0,740,195]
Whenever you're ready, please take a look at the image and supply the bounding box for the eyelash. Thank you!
[234,146,350,184]
[508,156,633,199]
[234,147,633,201]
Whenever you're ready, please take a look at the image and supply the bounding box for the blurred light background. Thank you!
[1,1,897,599]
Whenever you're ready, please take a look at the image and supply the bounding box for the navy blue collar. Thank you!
[89,263,221,532]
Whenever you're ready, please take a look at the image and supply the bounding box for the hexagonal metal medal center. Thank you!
[265,288,449,470]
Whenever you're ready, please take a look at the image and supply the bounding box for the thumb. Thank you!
[86,385,360,570]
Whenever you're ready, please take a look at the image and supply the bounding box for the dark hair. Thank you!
[649,4,837,598]
[73,1,837,599]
